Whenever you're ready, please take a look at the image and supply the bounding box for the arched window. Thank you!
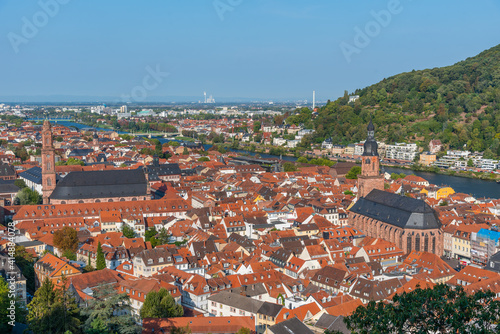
[47,162,51,171]
[47,178,51,186]
[415,234,420,252]
[407,235,412,254]
[424,234,429,252]
[432,237,436,254]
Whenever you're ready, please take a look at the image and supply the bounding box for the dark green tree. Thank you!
[345,284,500,334]
[144,227,158,243]
[345,166,362,179]
[0,276,26,332]
[81,284,139,334]
[14,246,36,294]
[14,179,27,189]
[27,277,81,334]
[283,162,297,172]
[121,224,136,238]
[139,288,183,319]
[253,121,261,133]
[95,242,106,270]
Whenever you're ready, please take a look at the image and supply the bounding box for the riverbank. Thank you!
[54,120,500,184]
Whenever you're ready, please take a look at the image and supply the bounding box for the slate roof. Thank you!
[19,166,43,184]
[487,252,500,273]
[208,291,283,317]
[67,148,94,157]
[350,189,441,230]
[0,180,20,194]
[146,163,182,181]
[315,314,349,334]
[50,169,148,200]
[268,317,314,334]
[0,164,15,177]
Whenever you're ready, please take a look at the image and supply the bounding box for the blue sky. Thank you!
[1,0,499,102]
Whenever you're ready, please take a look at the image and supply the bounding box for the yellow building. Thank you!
[419,152,437,166]
[436,187,455,200]
[421,186,455,200]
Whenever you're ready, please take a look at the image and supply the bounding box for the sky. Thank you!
[1,0,500,103]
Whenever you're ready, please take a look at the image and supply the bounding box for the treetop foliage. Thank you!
[300,44,500,157]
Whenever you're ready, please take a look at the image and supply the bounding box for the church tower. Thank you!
[357,120,384,198]
[92,131,99,149]
[42,120,56,204]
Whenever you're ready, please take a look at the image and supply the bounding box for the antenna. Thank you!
[313,91,316,110]
[204,92,207,103]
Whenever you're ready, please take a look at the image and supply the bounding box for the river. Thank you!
[383,167,498,199]
[53,121,498,199]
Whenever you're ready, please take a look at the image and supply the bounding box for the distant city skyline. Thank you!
[1,0,499,102]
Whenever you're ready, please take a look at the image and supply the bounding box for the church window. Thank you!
[432,237,436,254]
[47,162,51,170]
[424,235,429,252]
[407,235,412,253]
[47,178,51,186]
[415,234,420,252]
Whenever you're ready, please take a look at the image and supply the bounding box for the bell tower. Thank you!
[42,120,56,204]
[358,120,384,198]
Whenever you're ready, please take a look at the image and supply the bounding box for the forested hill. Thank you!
[296,44,500,158]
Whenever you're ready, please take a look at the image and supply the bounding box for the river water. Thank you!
[53,121,499,199]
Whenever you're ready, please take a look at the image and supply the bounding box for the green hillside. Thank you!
[298,44,500,158]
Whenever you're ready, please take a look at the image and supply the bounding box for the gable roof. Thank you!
[50,168,147,200]
[350,189,441,230]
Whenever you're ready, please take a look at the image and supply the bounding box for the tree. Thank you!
[145,227,158,243]
[95,241,106,270]
[343,190,354,196]
[14,246,36,294]
[345,166,362,179]
[53,227,79,253]
[283,162,297,172]
[62,249,77,261]
[14,187,42,205]
[150,227,170,248]
[344,284,500,334]
[81,283,140,334]
[297,156,308,164]
[66,157,85,166]
[236,328,251,334]
[139,288,183,319]
[27,277,80,334]
[14,179,26,189]
[182,147,189,155]
[253,121,261,133]
[198,157,210,162]
[467,158,474,167]
[167,141,180,147]
[0,276,26,332]
[121,224,136,238]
